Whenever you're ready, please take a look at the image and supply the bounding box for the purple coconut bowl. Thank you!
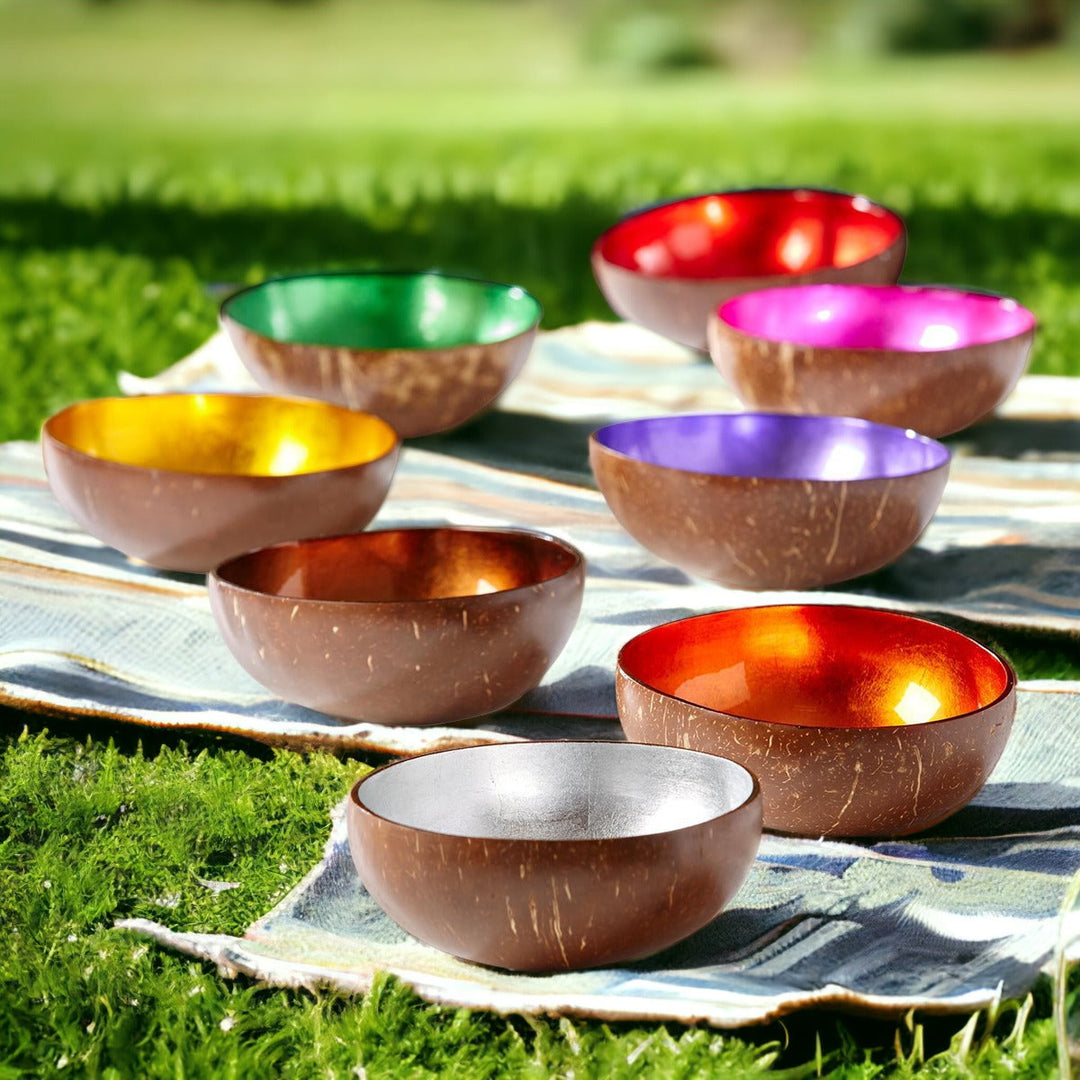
[708,284,1037,437]
[589,412,950,590]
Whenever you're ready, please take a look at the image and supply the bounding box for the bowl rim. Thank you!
[713,282,1039,353]
[591,186,905,284]
[616,602,1018,733]
[40,392,402,480]
[348,738,761,843]
[209,524,586,606]
[218,268,544,351]
[589,411,951,483]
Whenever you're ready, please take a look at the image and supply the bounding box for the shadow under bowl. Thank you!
[347,740,761,971]
[617,604,1016,838]
[220,270,542,438]
[209,526,585,725]
[709,284,1038,437]
[589,412,949,591]
[41,393,400,573]
[591,187,905,351]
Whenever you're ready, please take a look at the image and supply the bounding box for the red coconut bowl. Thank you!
[617,605,1016,838]
[592,188,906,351]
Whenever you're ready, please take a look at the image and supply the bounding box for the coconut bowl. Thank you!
[708,284,1037,437]
[347,740,761,971]
[589,412,949,590]
[220,271,542,438]
[41,393,399,573]
[208,526,585,725]
[592,188,905,351]
[617,604,1016,838]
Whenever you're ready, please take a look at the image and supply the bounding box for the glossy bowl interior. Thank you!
[45,393,397,475]
[221,271,541,351]
[216,526,580,602]
[348,740,761,970]
[590,412,950,589]
[209,527,585,725]
[709,285,1037,436]
[718,284,1036,352]
[596,190,903,280]
[618,605,1016,836]
[591,189,905,350]
[220,271,542,438]
[593,411,947,481]
[622,605,1009,729]
[41,394,400,572]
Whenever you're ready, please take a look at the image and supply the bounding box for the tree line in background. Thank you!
[581,0,1075,75]
[79,0,1077,73]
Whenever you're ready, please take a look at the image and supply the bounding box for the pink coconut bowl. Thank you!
[708,284,1037,437]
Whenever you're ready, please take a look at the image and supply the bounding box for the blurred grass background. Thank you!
[2,0,1080,1076]
[3,0,1080,441]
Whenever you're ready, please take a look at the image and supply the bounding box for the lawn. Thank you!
[1,0,1079,1075]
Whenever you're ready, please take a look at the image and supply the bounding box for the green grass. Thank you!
[2,1,1080,1075]
[2,2,1080,444]
[0,722,1065,1079]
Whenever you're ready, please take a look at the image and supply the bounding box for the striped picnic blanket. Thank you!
[3,321,1079,1024]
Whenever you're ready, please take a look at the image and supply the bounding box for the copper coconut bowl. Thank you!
[209,526,585,725]
[708,284,1037,437]
[347,740,761,971]
[220,270,542,438]
[592,187,905,351]
[617,604,1017,838]
[41,393,399,573]
[589,412,949,591]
